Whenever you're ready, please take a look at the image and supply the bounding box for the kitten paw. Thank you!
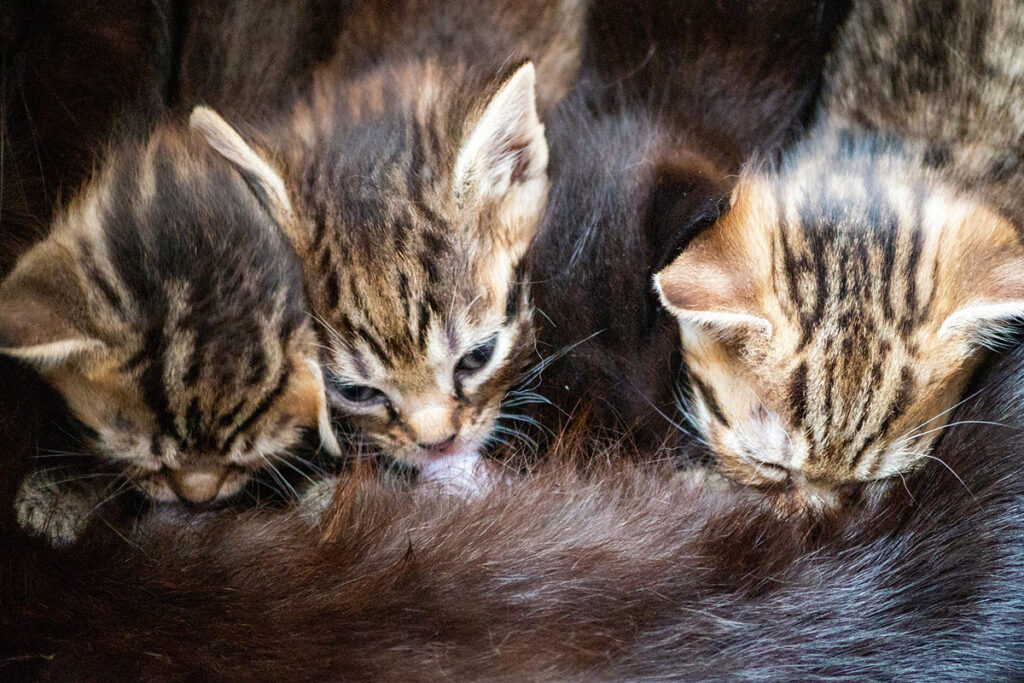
[15,470,97,547]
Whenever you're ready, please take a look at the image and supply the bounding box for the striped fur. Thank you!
[0,121,336,543]
[275,61,545,469]
[239,0,584,471]
[657,0,1024,510]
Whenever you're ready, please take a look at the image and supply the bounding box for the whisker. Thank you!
[89,476,135,514]
[900,419,1011,444]
[915,453,977,502]
[267,451,321,488]
[454,292,485,332]
[491,424,539,452]
[894,388,987,443]
[41,472,121,488]
[497,411,550,433]
[259,454,299,500]
[518,330,604,385]
[894,469,917,505]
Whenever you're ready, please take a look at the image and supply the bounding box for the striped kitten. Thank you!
[656,0,1024,510]
[289,61,547,480]
[0,119,339,543]
[272,0,582,479]
[191,54,565,479]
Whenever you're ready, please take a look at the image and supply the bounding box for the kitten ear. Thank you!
[936,199,1024,349]
[654,175,773,341]
[453,62,548,245]
[454,62,548,201]
[453,63,549,295]
[647,151,732,272]
[0,247,105,371]
[188,106,296,231]
[304,359,342,457]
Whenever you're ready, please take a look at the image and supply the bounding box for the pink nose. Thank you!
[167,470,225,504]
[418,434,458,457]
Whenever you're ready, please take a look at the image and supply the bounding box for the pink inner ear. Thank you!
[658,252,745,315]
[499,137,532,185]
[0,293,76,350]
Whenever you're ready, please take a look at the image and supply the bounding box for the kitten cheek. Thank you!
[136,474,178,503]
[219,470,250,499]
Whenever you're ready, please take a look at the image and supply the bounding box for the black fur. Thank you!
[0,0,173,276]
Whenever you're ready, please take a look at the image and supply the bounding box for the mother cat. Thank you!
[3,346,1023,679]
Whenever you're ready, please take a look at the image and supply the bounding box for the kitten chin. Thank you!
[416,450,505,498]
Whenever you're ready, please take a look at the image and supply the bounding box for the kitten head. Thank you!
[656,164,1024,508]
[0,119,339,505]
[233,61,547,468]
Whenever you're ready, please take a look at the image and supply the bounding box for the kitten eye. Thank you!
[456,337,497,376]
[324,369,389,408]
[336,384,387,405]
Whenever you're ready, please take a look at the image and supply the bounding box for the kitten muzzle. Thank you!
[166,468,240,505]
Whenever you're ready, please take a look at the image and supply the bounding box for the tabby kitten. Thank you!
[262,0,581,476]
[193,57,553,476]
[0,118,339,542]
[656,0,1024,510]
[524,0,850,455]
[186,0,583,479]
[291,61,547,474]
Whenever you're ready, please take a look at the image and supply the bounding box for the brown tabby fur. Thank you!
[657,0,1024,511]
[215,0,586,469]
[0,120,336,542]
[524,0,850,454]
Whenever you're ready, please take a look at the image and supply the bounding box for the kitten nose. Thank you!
[418,434,457,455]
[168,469,226,504]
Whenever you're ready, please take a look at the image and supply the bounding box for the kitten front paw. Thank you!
[15,470,98,547]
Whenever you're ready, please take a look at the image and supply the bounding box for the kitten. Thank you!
[6,347,1024,680]
[656,0,1024,510]
[190,0,583,478]
[0,117,339,543]
[523,0,849,455]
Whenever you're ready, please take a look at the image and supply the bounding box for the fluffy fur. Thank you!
[0,120,338,543]
[0,0,172,276]
[205,0,586,471]
[3,347,1024,679]
[523,0,850,453]
[657,0,1024,509]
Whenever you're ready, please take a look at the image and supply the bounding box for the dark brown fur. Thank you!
[0,0,172,276]
[3,347,1024,679]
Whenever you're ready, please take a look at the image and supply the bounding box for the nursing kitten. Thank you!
[0,118,339,543]
[191,1,583,476]
[656,0,1024,510]
[523,0,849,455]
[289,62,546,474]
